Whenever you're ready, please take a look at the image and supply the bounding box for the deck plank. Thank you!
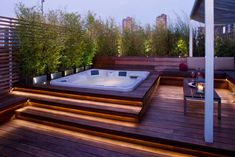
[0,121,173,157]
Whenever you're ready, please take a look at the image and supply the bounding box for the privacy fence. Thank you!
[0,16,19,96]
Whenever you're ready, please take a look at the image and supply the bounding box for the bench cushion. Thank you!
[0,95,27,112]
[160,69,192,78]
[226,72,235,84]
[161,69,227,79]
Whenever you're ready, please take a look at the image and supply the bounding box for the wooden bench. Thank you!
[225,72,235,92]
[0,94,27,124]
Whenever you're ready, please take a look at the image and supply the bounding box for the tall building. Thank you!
[156,14,167,29]
[122,17,133,32]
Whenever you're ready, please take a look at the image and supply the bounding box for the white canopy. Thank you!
[191,0,235,24]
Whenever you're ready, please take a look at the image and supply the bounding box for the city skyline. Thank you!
[0,0,195,26]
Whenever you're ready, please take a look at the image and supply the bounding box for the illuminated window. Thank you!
[223,26,226,34]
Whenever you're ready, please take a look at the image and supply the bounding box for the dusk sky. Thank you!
[0,0,195,26]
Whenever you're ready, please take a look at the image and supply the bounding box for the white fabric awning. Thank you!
[191,0,235,24]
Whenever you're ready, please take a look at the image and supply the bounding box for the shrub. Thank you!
[16,3,45,81]
[216,38,235,57]
[43,10,64,73]
[121,22,146,56]
[95,18,120,56]
[173,38,188,57]
[152,25,169,56]
[60,12,83,69]
[194,31,205,57]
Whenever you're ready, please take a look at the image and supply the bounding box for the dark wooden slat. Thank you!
[0,42,18,45]
[0,16,19,21]
[0,137,67,157]
[0,56,9,60]
[0,22,16,27]
[0,131,87,157]
[0,77,10,83]
[0,51,9,54]
[0,145,36,157]
[0,74,11,79]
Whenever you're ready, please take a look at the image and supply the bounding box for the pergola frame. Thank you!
[190,0,235,143]
[204,0,215,143]
[190,0,215,143]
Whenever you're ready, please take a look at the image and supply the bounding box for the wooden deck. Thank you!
[2,85,234,156]
[0,119,195,157]
[142,85,235,153]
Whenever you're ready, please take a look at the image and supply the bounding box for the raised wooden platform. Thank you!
[16,72,159,102]
[13,72,160,122]
[11,85,235,156]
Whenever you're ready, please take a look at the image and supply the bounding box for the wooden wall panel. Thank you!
[94,56,187,71]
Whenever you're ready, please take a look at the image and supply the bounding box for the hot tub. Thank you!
[50,69,150,92]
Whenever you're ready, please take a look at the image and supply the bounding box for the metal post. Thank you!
[204,0,214,143]
[8,20,13,90]
[41,0,45,16]
[189,20,193,57]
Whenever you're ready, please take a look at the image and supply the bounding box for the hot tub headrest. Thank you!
[119,71,127,77]
[91,70,99,75]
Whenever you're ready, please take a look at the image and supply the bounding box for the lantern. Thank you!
[196,78,205,94]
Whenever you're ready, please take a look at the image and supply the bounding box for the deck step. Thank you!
[15,106,138,128]
[14,106,222,157]
[30,100,140,122]
[12,91,141,122]
[12,87,143,106]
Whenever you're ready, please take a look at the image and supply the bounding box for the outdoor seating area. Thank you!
[0,0,235,156]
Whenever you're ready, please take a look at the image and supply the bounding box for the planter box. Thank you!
[85,65,92,70]
[50,72,62,80]
[75,67,84,73]
[33,75,47,85]
[63,69,74,76]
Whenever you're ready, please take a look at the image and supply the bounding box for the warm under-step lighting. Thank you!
[17,106,138,127]
[10,119,192,157]
[11,91,141,111]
